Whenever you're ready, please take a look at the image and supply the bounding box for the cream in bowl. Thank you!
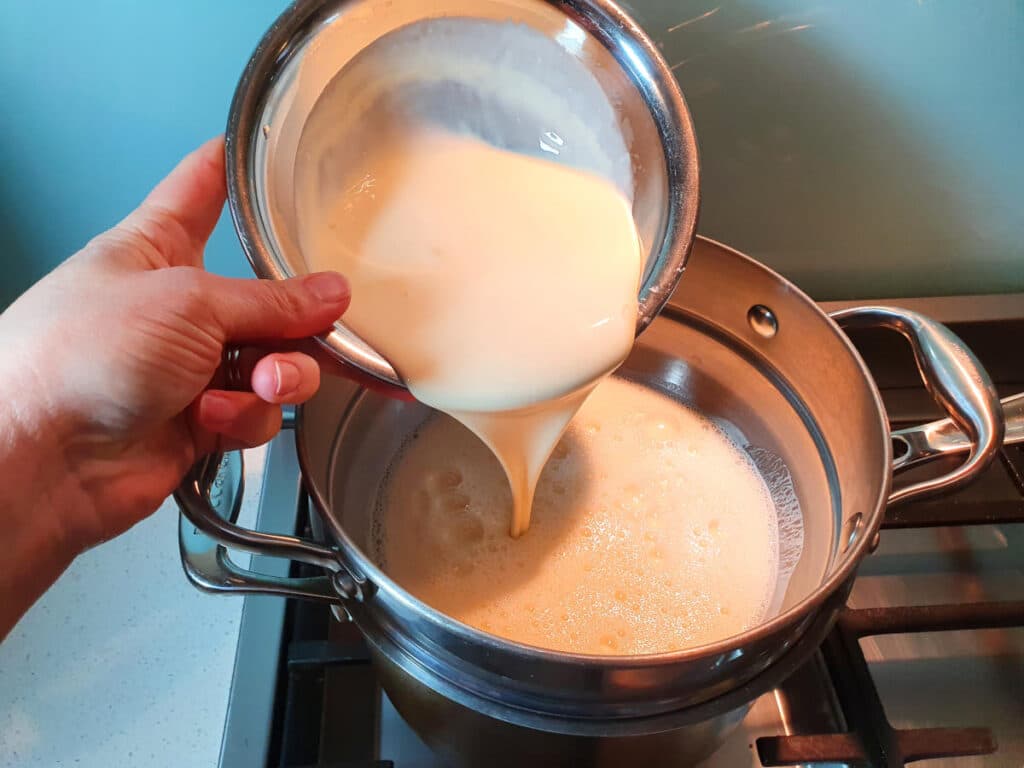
[295,18,644,537]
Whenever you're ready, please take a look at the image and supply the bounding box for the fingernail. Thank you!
[304,272,350,304]
[200,392,236,426]
[274,360,301,397]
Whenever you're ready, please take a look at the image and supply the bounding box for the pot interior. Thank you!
[298,238,890,646]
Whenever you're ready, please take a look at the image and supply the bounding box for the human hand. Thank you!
[0,137,349,588]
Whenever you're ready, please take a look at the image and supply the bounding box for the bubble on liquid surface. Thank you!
[428,468,463,492]
[375,378,784,655]
[442,491,472,513]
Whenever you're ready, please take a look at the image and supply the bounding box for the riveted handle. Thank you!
[831,306,1004,506]
[175,443,346,603]
[891,393,1024,471]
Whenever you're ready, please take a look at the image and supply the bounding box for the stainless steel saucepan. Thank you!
[177,237,1018,766]
[176,0,1018,761]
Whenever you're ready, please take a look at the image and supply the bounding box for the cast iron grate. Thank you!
[757,445,1024,767]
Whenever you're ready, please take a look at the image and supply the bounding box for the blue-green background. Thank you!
[2,1,1022,308]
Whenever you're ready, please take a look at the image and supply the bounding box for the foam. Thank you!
[375,378,782,655]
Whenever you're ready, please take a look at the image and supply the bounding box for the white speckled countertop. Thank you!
[0,446,267,768]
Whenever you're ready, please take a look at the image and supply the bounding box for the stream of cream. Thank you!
[296,128,641,535]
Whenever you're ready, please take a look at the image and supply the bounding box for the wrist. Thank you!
[0,356,81,638]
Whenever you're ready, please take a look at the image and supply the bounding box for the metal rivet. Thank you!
[748,305,778,338]
[841,512,864,553]
[332,570,362,602]
[891,435,910,462]
[330,604,352,623]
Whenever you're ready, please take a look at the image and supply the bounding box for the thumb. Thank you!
[120,136,228,268]
[202,271,351,342]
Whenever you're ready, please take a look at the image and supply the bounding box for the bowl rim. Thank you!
[294,236,891,673]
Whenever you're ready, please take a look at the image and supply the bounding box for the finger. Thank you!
[120,136,227,267]
[190,390,283,454]
[291,337,416,402]
[212,339,413,402]
[250,352,321,404]
[201,270,351,342]
[144,136,226,247]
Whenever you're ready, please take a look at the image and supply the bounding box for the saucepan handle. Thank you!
[830,306,1005,506]
[890,393,1024,472]
[175,435,345,603]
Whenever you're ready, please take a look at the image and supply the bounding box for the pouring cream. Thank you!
[297,127,641,535]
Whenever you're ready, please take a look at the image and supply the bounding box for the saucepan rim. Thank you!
[295,236,892,668]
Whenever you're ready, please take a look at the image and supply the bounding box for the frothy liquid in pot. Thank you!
[376,378,780,655]
[297,128,641,536]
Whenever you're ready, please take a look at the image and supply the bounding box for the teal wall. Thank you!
[623,0,1024,299]
[2,1,1022,307]
[0,1,287,308]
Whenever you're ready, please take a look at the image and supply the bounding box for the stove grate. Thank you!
[757,446,1024,767]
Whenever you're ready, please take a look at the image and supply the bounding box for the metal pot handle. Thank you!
[175,416,344,602]
[830,306,1004,506]
[891,393,1023,472]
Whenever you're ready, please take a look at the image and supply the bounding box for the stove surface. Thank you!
[216,296,1024,768]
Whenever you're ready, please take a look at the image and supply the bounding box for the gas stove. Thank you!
[216,295,1024,768]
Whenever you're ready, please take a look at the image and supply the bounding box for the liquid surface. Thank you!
[296,128,641,535]
[376,378,780,655]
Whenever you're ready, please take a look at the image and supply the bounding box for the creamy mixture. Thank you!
[293,18,782,656]
[376,378,780,655]
[293,17,642,536]
[297,128,641,535]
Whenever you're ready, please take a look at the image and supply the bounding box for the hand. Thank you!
[0,137,353,636]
